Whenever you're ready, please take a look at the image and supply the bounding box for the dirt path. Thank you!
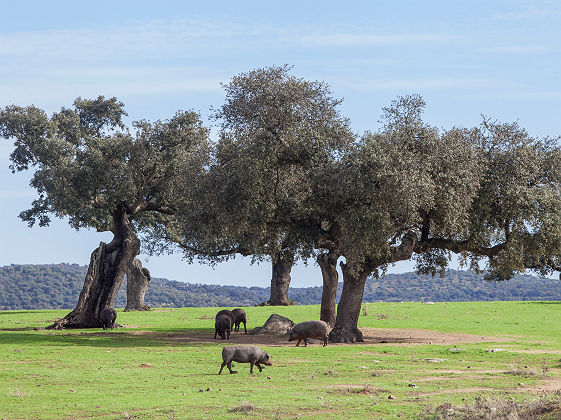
[121,326,514,346]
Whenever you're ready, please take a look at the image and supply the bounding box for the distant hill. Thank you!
[0,264,560,310]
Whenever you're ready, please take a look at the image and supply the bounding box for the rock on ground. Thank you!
[251,314,294,335]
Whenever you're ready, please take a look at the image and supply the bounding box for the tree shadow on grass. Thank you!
[0,310,64,315]
[0,328,219,348]
[524,301,561,305]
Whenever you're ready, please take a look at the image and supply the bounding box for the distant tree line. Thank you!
[1,264,560,311]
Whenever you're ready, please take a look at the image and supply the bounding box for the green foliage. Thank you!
[0,96,210,235]
[169,65,354,264]
[319,95,561,279]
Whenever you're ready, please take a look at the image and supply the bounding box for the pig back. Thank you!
[100,308,116,322]
[222,345,265,363]
[216,309,235,324]
[292,320,328,337]
[232,308,246,323]
[215,314,232,329]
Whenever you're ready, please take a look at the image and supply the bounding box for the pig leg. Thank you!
[250,362,255,374]
[243,322,247,334]
[255,362,263,372]
[219,361,227,374]
[303,338,308,347]
[214,330,218,339]
[295,338,302,347]
[227,361,237,374]
[323,336,328,346]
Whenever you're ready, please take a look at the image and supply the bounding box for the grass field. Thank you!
[2,301,561,419]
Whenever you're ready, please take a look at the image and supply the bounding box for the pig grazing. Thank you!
[214,315,232,340]
[216,309,235,326]
[218,345,272,374]
[232,308,247,334]
[100,308,117,330]
[288,320,329,346]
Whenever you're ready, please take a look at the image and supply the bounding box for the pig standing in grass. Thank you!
[215,315,232,340]
[232,308,247,334]
[218,345,272,374]
[216,309,235,326]
[100,308,117,330]
[288,320,329,346]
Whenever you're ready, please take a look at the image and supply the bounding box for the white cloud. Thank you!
[0,19,459,103]
[0,19,454,64]
[474,45,555,54]
[336,77,506,92]
[295,32,456,48]
[494,7,561,21]
[460,90,561,101]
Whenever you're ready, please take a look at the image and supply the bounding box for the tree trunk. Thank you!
[317,252,339,327]
[328,262,370,343]
[124,258,151,311]
[48,208,140,329]
[268,251,294,306]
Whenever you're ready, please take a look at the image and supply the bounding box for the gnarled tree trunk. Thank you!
[268,251,294,306]
[124,258,151,311]
[328,261,370,343]
[317,252,339,327]
[48,208,140,329]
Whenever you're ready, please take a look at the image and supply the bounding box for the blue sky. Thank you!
[1,1,560,287]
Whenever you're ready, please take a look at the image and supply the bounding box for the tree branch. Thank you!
[415,237,505,257]
[129,201,176,215]
[176,242,251,258]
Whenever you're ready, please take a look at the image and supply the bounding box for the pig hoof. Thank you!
[230,371,238,374]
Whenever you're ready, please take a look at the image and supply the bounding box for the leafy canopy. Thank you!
[170,65,354,263]
[319,95,561,279]
[0,96,210,234]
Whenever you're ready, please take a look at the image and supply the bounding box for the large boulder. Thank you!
[251,314,294,335]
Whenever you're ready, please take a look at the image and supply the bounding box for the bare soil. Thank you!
[119,326,514,346]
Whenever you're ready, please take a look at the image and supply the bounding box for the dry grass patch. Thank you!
[228,401,255,413]
[504,356,553,378]
[328,384,388,396]
[431,395,561,419]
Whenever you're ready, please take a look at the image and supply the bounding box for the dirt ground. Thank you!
[123,326,515,347]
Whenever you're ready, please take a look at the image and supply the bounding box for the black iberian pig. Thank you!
[218,345,272,374]
[214,314,232,340]
[287,320,329,346]
[100,307,117,330]
[216,309,235,326]
[231,308,247,334]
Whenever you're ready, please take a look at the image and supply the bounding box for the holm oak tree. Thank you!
[0,96,209,328]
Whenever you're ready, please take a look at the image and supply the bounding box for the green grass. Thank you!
[1,302,561,418]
